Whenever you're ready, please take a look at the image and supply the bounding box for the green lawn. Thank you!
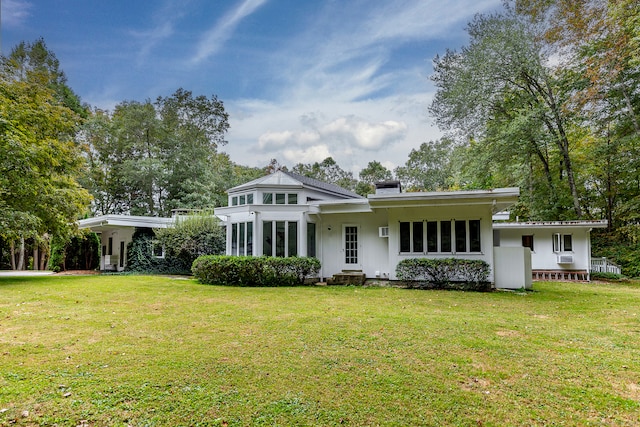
[1,275,639,426]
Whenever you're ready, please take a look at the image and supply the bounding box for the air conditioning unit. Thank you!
[557,255,574,264]
[379,226,389,238]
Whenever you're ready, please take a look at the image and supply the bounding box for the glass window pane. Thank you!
[232,196,238,206]
[247,194,253,204]
[563,234,572,251]
[288,222,298,257]
[263,193,273,204]
[553,233,560,252]
[455,220,467,252]
[247,222,253,256]
[276,221,286,257]
[232,223,238,255]
[469,220,481,252]
[307,223,316,258]
[427,221,438,252]
[288,193,298,204]
[441,221,451,252]
[276,193,286,204]
[413,222,424,252]
[239,195,245,205]
[239,222,245,255]
[522,235,534,251]
[399,222,411,252]
[263,221,272,256]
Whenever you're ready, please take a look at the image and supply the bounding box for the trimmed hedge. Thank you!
[396,258,491,291]
[191,255,321,286]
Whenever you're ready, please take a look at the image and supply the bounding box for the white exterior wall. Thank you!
[99,228,135,271]
[316,210,389,280]
[494,247,532,289]
[498,227,591,271]
[385,205,495,281]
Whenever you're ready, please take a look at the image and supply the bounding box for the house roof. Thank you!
[367,187,520,213]
[78,214,175,231]
[227,170,362,199]
[493,220,608,230]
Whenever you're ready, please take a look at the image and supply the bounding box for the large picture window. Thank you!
[263,221,298,257]
[399,220,482,254]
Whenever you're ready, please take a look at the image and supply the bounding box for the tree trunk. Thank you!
[10,241,16,270]
[17,237,25,270]
[33,246,39,270]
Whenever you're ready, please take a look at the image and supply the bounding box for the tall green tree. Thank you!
[0,44,91,269]
[395,139,454,192]
[430,12,583,218]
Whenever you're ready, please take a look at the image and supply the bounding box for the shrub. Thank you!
[192,255,321,286]
[590,271,627,282]
[396,258,491,291]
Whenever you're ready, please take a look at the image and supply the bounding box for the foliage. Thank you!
[78,89,231,216]
[192,255,321,286]
[292,157,357,191]
[49,231,100,272]
[0,40,91,269]
[2,276,639,425]
[590,271,627,282]
[395,139,454,191]
[356,160,393,196]
[395,258,491,291]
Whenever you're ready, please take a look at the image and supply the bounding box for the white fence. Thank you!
[591,257,622,275]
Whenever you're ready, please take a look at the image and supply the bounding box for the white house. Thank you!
[214,171,521,287]
[77,171,608,288]
[493,220,608,281]
[78,215,175,271]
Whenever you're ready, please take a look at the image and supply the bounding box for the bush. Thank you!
[590,271,627,282]
[192,255,321,286]
[396,258,491,291]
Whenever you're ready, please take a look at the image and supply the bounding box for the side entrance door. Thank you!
[342,224,361,270]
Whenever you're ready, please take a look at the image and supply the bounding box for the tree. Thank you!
[430,12,583,218]
[292,157,357,191]
[395,139,453,192]
[0,45,91,269]
[356,161,393,196]
[79,89,231,216]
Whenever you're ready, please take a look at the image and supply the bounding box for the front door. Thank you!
[342,225,360,269]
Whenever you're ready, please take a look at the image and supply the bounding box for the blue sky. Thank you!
[1,0,501,174]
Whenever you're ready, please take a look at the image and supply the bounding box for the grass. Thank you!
[1,275,639,426]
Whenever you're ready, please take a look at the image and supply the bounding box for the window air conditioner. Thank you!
[379,226,389,238]
[557,255,574,264]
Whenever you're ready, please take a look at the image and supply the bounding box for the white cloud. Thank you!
[282,145,333,165]
[191,0,268,64]
[321,117,407,150]
[1,0,32,28]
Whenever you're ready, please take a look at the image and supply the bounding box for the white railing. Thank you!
[591,257,621,274]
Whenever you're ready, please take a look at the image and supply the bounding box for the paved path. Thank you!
[0,270,55,277]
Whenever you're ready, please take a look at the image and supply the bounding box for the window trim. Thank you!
[553,233,573,253]
[399,219,482,254]
[262,220,298,257]
[231,221,254,256]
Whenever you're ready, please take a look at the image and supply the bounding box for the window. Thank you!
[230,193,253,206]
[119,242,125,268]
[553,233,572,252]
[522,235,534,251]
[307,223,316,257]
[108,237,113,255]
[262,192,298,205]
[231,222,253,256]
[152,241,165,258]
[401,219,482,254]
[263,221,298,257]
[426,221,438,252]
[440,221,452,252]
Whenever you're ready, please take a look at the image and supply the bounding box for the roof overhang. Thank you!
[493,220,608,230]
[78,215,175,232]
[367,187,520,213]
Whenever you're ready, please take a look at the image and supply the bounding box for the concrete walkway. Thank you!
[0,270,55,277]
